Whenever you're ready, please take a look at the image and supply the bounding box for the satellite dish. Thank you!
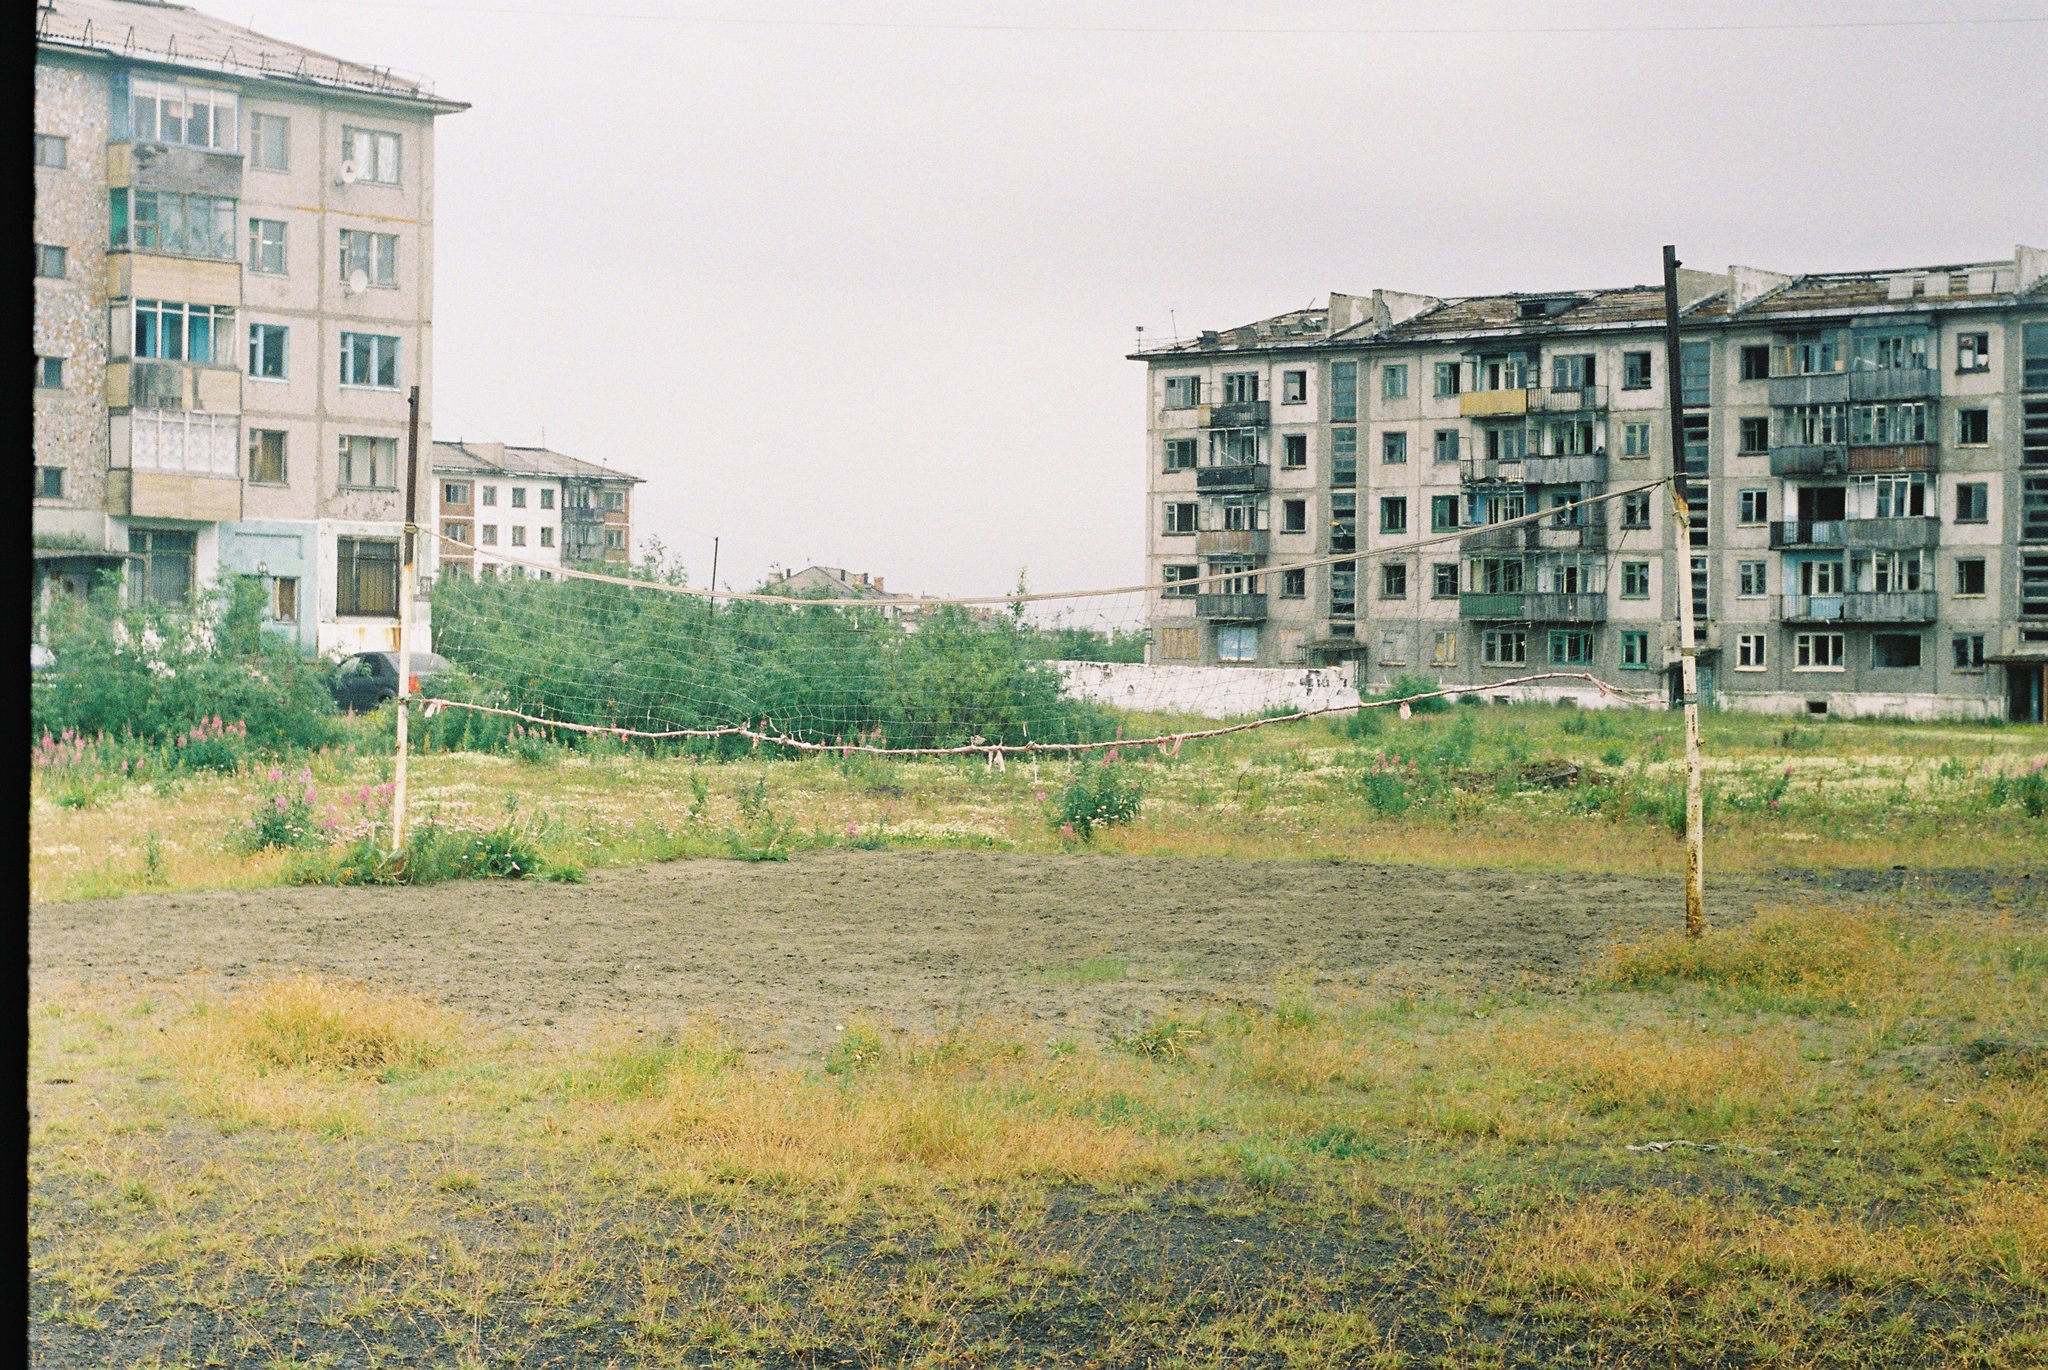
[338,159,359,184]
[346,269,369,295]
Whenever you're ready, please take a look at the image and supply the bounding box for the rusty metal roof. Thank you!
[431,441,643,485]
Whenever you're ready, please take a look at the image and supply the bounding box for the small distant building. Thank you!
[430,440,641,579]
[762,566,927,621]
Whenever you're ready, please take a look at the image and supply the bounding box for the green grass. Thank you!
[29,903,2048,1366]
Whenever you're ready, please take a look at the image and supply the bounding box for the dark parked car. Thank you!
[330,651,452,714]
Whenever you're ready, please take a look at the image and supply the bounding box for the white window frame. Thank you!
[248,322,288,381]
[339,332,401,389]
[339,229,398,287]
[341,126,401,185]
[1736,633,1767,671]
[1793,632,1846,671]
[249,112,290,172]
[248,217,287,275]
[337,434,398,490]
[1737,489,1768,526]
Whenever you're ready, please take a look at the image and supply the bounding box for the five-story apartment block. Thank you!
[1136,251,2048,721]
[33,0,465,653]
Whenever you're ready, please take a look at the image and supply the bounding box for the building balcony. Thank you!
[1844,515,1941,550]
[105,359,241,412]
[1195,463,1270,493]
[1769,443,1850,478]
[1461,388,1532,418]
[1521,453,1608,486]
[1204,399,1270,428]
[1781,591,1939,624]
[1770,520,1844,550]
[1461,456,1524,486]
[1847,443,1938,474]
[105,469,241,522]
[1196,593,1267,621]
[1535,519,1609,553]
[1768,372,1850,406]
[1195,529,1269,556]
[1460,523,1531,553]
[1848,367,1939,402]
[1533,384,1609,413]
[1460,591,1606,624]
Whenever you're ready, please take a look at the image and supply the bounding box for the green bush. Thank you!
[1050,751,1146,840]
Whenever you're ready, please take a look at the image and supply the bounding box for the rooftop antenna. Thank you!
[1168,307,1178,343]
[1134,323,1145,351]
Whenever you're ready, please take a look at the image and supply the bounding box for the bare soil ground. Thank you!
[34,850,2030,1056]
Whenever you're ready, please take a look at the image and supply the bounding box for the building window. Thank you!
[1380,563,1407,600]
[1849,402,1930,445]
[481,524,499,545]
[1331,494,1357,552]
[1739,345,1770,382]
[1280,434,1307,469]
[248,322,288,379]
[271,576,299,622]
[1164,438,1196,471]
[126,76,239,149]
[445,521,471,545]
[339,333,400,388]
[248,428,287,484]
[1331,428,1356,487]
[1739,417,1769,455]
[35,133,68,168]
[510,525,528,547]
[1379,496,1408,536]
[1955,482,1988,523]
[1279,567,1306,599]
[1956,331,1991,374]
[249,112,289,171]
[1737,633,1767,670]
[1680,341,1711,406]
[1682,414,1710,473]
[1955,558,1987,596]
[1430,629,1458,666]
[1163,502,1197,535]
[1162,564,1200,597]
[1432,562,1459,600]
[510,487,528,509]
[1481,629,1527,665]
[1382,364,1408,400]
[1546,629,1592,666]
[1622,422,1652,458]
[443,482,471,505]
[1738,489,1768,525]
[1871,633,1922,669]
[1778,332,1840,378]
[1739,560,1767,597]
[1606,630,1644,670]
[1622,352,1652,390]
[341,126,401,184]
[1954,634,1986,670]
[1430,494,1461,533]
[109,189,238,259]
[339,229,398,287]
[1434,361,1461,397]
[36,356,65,389]
[540,488,556,510]
[1432,429,1460,463]
[1794,632,1845,670]
[1622,492,1651,529]
[135,300,234,363]
[34,244,67,278]
[1330,361,1358,421]
[1216,624,1258,662]
[1620,561,1650,598]
[1163,376,1201,408]
[1958,408,1990,446]
[605,528,626,551]
[1551,354,1595,391]
[602,489,626,512]
[129,528,198,606]
[249,218,287,274]
[540,527,557,549]
[35,466,65,499]
[338,434,398,489]
[1382,431,1407,464]
[1281,499,1307,534]
[337,537,398,617]
[482,485,498,507]
[1282,370,1306,404]
[1216,372,1258,404]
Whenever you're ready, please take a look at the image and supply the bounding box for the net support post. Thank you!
[393,384,422,854]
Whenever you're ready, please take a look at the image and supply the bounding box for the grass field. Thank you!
[29,704,2048,1366]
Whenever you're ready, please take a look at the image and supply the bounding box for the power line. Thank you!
[281,0,2048,38]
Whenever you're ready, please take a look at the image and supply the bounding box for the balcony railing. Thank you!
[1847,443,1938,474]
[1532,384,1609,413]
[1459,591,1607,623]
[1768,372,1850,406]
[1521,453,1608,486]
[1536,519,1609,553]
[1460,523,1531,553]
[1848,367,1939,402]
[1195,463,1270,493]
[1461,455,1524,486]
[1195,593,1267,621]
[1844,515,1940,550]
[1204,399,1270,428]
[1770,520,1844,550]
[1769,444,1850,477]
[1781,591,1938,624]
[1195,529,1269,556]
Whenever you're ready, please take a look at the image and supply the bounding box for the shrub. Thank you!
[1986,761,2047,819]
[287,816,579,886]
[1384,673,1452,715]
[1050,751,1145,840]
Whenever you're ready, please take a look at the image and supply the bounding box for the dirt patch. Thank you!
[29,850,1819,1058]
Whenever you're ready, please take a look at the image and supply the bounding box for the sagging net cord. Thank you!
[418,672,1667,760]
[432,476,1677,605]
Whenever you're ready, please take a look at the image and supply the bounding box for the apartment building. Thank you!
[430,441,642,578]
[32,0,464,653]
[1135,249,2048,721]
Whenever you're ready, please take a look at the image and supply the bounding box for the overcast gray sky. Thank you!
[254,0,2047,596]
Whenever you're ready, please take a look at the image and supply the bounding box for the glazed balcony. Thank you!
[1848,367,1939,402]
[1195,463,1270,493]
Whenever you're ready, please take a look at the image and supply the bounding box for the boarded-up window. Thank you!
[1156,626,1199,661]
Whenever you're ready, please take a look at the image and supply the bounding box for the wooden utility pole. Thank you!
[393,384,422,851]
[708,537,720,622]
[1661,246,1707,938]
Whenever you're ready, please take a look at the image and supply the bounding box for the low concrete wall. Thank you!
[1710,690,2003,722]
[1056,661,1360,718]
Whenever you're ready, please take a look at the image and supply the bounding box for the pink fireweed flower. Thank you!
[1059,822,1076,840]
[269,768,283,783]
[846,822,859,836]
[1034,791,1047,803]
[274,795,288,811]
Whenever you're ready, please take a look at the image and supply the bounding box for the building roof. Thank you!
[762,566,909,601]
[430,440,644,485]
[1134,248,2048,360]
[36,0,467,111]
